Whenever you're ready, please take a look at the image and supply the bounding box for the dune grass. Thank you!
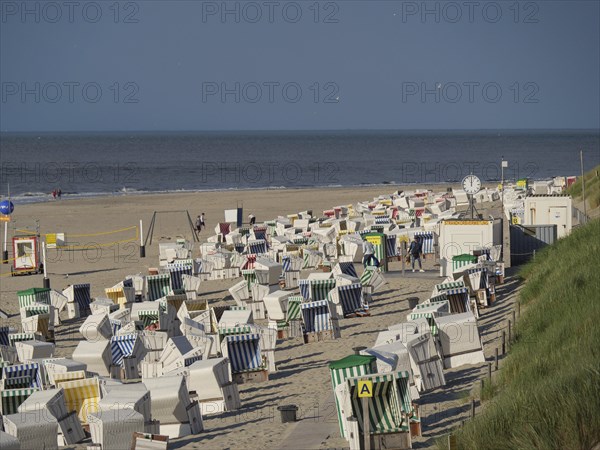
[437,219,600,450]
[567,164,600,210]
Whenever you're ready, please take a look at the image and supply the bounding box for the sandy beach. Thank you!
[0,185,515,450]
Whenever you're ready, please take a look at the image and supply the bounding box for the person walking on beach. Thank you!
[195,215,202,232]
[248,213,256,226]
[409,236,425,272]
[199,213,205,231]
[57,188,62,199]
[52,189,57,200]
[362,239,379,269]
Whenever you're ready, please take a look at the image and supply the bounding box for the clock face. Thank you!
[462,175,482,194]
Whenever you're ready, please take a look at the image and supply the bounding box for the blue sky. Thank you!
[1,0,599,131]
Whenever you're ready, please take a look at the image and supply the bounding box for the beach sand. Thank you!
[0,186,516,449]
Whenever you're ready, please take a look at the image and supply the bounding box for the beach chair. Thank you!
[360,267,387,293]
[63,284,92,317]
[218,309,253,330]
[18,387,86,445]
[146,274,172,302]
[329,283,366,318]
[229,280,250,307]
[435,312,485,369]
[164,263,193,291]
[52,370,88,387]
[79,312,113,342]
[88,408,145,449]
[90,297,120,315]
[2,411,58,449]
[445,287,473,315]
[329,355,378,438]
[2,362,43,389]
[302,249,323,269]
[72,340,111,377]
[45,359,87,386]
[17,287,51,310]
[143,375,193,427]
[167,357,240,415]
[7,332,42,348]
[98,383,152,423]
[60,377,101,424]
[159,336,196,373]
[262,290,290,322]
[338,372,414,448]
[15,340,54,362]
[405,333,446,392]
[1,389,39,415]
[332,261,358,278]
[254,258,282,285]
[301,300,341,343]
[309,278,337,302]
[298,279,310,300]
[221,333,267,383]
[110,334,144,379]
[407,301,450,336]
[0,430,20,450]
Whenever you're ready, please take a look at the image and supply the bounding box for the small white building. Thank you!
[523,194,572,238]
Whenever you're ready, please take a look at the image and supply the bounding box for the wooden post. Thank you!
[448,434,457,450]
[470,399,475,418]
[480,379,484,397]
[502,331,506,355]
[487,362,492,381]
[508,320,512,344]
[494,348,499,370]
[362,397,370,450]
[512,310,516,325]
[139,219,145,258]
[517,302,521,317]
[401,241,406,275]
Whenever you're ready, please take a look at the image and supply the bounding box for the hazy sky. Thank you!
[1,0,599,131]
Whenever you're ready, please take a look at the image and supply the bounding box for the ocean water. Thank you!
[0,130,598,204]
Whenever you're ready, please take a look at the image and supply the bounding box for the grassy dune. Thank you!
[439,219,600,450]
[568,164,600,210]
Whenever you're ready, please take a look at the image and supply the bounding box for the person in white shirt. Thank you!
[362,239,380,268]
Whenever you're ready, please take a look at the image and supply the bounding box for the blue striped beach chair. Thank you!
[386,235,398,257]
[165,264,193,291]
[334,262,358,278]
[69,284,92,315]
[337,283,365,317]
[2,363,43,389]
[0,326,10,346]
[414,231,435,254]
[281,256,291,273]
[301,300,334,333]
[146,273,172,301]
[467,267,489,290]
[248,239,268,255]
[110,334,138,366]
[299,279,310,300]
[253,227,267,241]
[224,334,263,374]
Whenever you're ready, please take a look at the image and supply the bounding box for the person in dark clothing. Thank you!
[409,236,424,272]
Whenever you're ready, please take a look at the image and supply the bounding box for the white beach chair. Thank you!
[80,312,113,342]
[88,408,145,450]
[72,340,111,377]
[2,412,58,450]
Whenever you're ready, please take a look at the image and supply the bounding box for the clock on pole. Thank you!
[462,174,482,219]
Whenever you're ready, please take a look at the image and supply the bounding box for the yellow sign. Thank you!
[0,215,10,222]
[512,216,520,224]
[358,380,373,398]
[365,235,383,246]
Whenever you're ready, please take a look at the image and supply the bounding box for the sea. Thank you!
[1,130,598,204]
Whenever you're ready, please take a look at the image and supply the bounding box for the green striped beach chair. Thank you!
[451,254,478,272]
[310,279,336,302]
[17,288,51,309]
[329,355,378,438]
[146,273,172,301]
[346,371,412,435]
[0,388,38,415]
[241,269,257,290]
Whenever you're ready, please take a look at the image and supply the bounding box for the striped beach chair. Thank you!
[223,334,263,374]
[298,279,310,300]
[65,284,92,315]
[61,377,101,424]
[52,370,87,386]
[138,309,160,328]
[0,388,38,415]
[2,363,43,389]
[346,372,412,435]
[241,269,257,291]
[445,288,471,314]
[329,355,378,438]
[434,281,466,295]
[385,235,398,258]
[408,302,449,336]
[333,262,358,278]
[451,254,478,272]
[414,231,435,254]
[253,226,267,241]
[0,326,11,346]
[467,267,489,291]
[8,333,40,347]
[335,283,365,317]
[165,263,193,291]
[360,267,387,292]
[310,279,336,302]
[110,334,139,366]
[146,274,172,301]
[301,300,336,334]
[17,287,51,309]
[248,239,268,255]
